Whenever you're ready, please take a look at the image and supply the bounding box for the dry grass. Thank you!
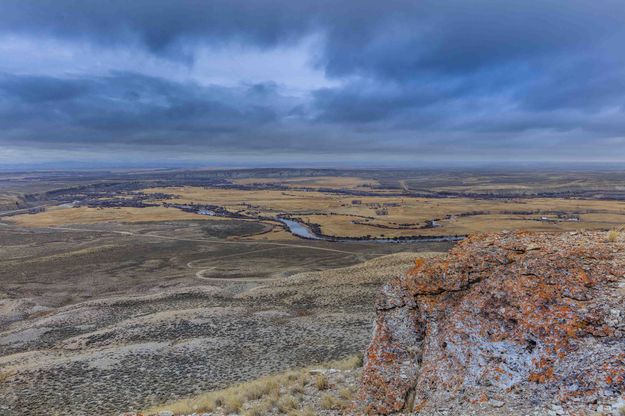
[319,393,352,412]
[288,378,305,395]
[144,355,362,415]
[1,244,119,267]
[141,185,625,238]
[243,403,270,416]
[8,206,216,227]
[12,181,625,237]
[327,354,363,370]
[607,227,622,242]
[314,374,329,390]
[287,407,316,416]
[223,395,243,413]
[242,379,280,401]
[277,395,299,412]
[339,387,354,401]
[319,393,339,410]
[143,375,279,414]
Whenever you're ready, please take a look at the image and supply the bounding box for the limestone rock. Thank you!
[358,231,625,415]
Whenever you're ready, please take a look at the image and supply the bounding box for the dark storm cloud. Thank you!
[0,72,382,154]
[2,0,625,162]
[0,0,319,59]
[319,2,621,80]
[0,72,286,143]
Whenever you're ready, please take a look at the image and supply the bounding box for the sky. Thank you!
[1,0,625,168]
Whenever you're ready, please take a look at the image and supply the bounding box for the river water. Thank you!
[276,217,463,243]
[277,218,322,239]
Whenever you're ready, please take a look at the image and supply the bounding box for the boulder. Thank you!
[358,231,625,414]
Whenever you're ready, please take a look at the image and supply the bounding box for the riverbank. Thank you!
[275,216,465,243]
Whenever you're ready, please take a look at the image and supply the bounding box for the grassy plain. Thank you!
[136,185,625,238]
[7,205,296,240]
[8,206,227,227]
[6,171,625,239]
[232,175,379,189]
[392,170,625,194]
[8,180,625,238]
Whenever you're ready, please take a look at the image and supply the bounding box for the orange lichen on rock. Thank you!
[407,257,426,276]
[357,231,625,415]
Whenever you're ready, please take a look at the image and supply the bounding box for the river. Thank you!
[276,218,322,239]
[276,217,464,243]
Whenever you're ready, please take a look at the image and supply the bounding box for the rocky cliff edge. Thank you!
[358,231,625,415]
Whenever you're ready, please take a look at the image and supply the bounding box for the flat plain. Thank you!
[10,183,625,239]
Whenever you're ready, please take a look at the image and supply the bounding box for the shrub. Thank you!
[223,395,243,413]
[299,369,311,385]
[288,375,306,395]
[243,399,273,416]
[314,374,329,390]
[214,395,225,407]
[327,354,363,370]
[339,387,354,400]
[286,371,299,381]
[241,382,261,401]
[277,395,299,413]
[242,379,279,401]
[143,355,363,415]
[607,227,622,242]
[243,406,265,416]
[290,383,304,395]
[288,407,315,416]
[198,399,216,412]
[319,393,338,410]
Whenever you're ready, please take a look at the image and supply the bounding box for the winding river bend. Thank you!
[276,218,322,239]
[275,217,464,243]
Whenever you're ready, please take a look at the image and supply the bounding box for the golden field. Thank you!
[141,185,625,238]
[7,206,217,227]
[7,204,296,240]
[8,178,625,238]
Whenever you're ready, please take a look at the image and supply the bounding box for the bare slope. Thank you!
[0,251,440,415]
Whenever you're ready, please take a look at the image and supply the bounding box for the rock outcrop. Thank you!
[358,231,625,415]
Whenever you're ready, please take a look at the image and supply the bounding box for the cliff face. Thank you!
[358,231,625,415]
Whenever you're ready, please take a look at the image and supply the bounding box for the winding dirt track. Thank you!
[186,247,290,281]
[15,224,371,282]
[47,225,359,254]
[0,222,388,282]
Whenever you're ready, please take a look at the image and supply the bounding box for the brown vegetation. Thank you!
[144,356,362,415]
[136,186,625,238]
[7,206,216,227]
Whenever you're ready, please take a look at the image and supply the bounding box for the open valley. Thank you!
[1,168,624,415]
[5,6,625,413]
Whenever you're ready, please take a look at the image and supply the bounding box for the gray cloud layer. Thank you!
[1,0,625,164]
